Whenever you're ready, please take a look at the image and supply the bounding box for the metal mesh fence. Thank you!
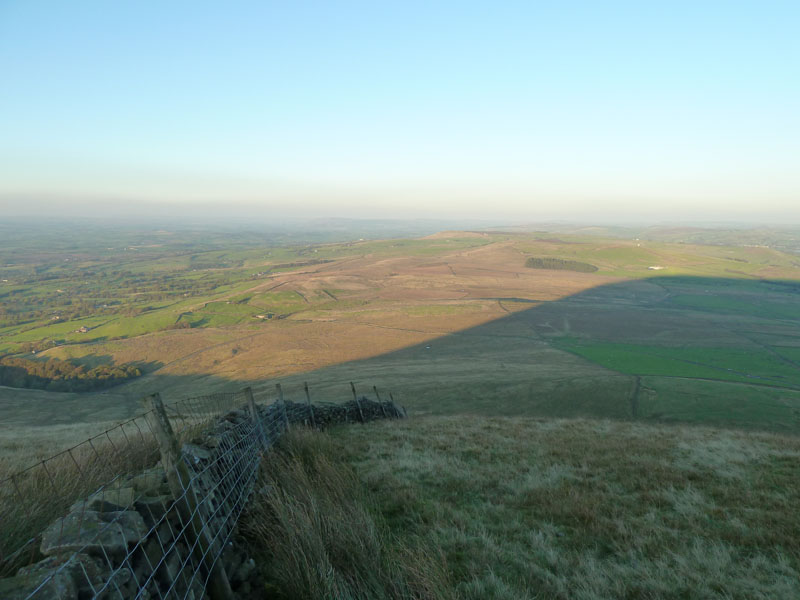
[0,383,405,599]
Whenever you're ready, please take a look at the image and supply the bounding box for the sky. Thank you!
[1,1,799,224]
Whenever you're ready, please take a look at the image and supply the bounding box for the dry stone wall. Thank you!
[0,393,405,599]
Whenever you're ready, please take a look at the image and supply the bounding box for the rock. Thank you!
[157,522,177,545]
[7,553,112,600]
[95,564,134,599]
[134,495,173,524]
[182,443,212,463]
[130,470,167,496]
[159,548,182,586]
[134,538,164,585]
[41,509,148,558]
[215,420,235,432]
[223,409,249,425]
[0,565,78,600]
[87,486,136,512]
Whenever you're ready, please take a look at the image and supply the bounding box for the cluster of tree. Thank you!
[525,257,598,273]
[17,339,60,353]
[163,320,194,330]
[271,259,335,270]
[0,356,142,392]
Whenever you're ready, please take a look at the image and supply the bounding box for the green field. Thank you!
[669,293,800,320]
[637,377,800,429]
[556,341,800,387]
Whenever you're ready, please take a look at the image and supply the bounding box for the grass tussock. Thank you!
[336,416,800,600]
[242,428,453,600]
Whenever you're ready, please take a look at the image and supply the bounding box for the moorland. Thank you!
[3,220,800,598]
[3,222,800,437]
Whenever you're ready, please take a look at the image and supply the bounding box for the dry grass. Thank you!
[334,416,800,599]
[242,429,453,600]
[0,421,160,574]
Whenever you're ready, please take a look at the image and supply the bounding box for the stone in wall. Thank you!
[41,510,147,558]
[0,552,130,600]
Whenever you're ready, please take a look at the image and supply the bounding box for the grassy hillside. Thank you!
[325,416,800,600]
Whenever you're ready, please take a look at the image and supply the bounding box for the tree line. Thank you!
[0,356,142,392]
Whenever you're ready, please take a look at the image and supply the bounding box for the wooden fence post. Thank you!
[144,393,234,600]
[276,383,290,430]
[350,381,365,422]
[373,385,388,417]
[304,382,316,428]
[244,387,266,447]
[389,392,406,418]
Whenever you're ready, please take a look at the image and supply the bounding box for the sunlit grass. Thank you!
[332,416,800,599]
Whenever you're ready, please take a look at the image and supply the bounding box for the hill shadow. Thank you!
[257,274,800,433]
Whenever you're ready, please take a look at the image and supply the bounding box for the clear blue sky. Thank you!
[1,1,798,222]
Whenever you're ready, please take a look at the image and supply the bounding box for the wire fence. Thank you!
[0,382,405,599]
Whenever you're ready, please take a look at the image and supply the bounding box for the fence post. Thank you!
[244,387,266,447]
[144,393,234,600]
[350,381,365,422]
[276,383,290,431]
[304,382,316,428]
[389,392,406,418]
[373,385,388,417]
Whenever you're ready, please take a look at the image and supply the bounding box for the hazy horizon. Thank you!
[4,202,800,233]
[3,194,800,226]
[1,1,798,223]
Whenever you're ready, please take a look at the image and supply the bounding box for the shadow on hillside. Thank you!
[260,274,800,432]
[3,276,800,434]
